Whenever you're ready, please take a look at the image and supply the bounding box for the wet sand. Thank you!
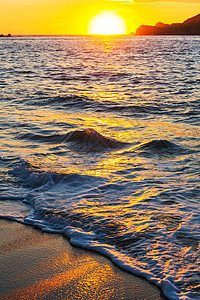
[0,219,166,299]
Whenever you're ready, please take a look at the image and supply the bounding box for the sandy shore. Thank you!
[0,219,166,299]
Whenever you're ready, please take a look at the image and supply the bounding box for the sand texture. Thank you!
[0,220,166,299]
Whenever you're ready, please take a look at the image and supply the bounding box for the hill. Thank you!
[135,14,200,35]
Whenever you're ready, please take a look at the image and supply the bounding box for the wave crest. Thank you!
[137,140,189,156]
[65,128,127,152]
[17,128,128,152]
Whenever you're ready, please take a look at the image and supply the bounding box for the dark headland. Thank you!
[135,14,200,35]
[0,33,11,37]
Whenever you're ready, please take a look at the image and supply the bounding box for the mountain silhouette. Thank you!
[135,14,200,35]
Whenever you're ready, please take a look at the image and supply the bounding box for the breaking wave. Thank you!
[1,159,199,300]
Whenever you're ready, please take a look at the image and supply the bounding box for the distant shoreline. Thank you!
[0,34,11,37]
[1,34,200,38]
[135,13,200,36]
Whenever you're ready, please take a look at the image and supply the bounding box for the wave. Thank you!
[135,140,191,156]
[10,92,200,124]
[9,160,105,189]
[29,95,94,110]
[2,158,199,300]
[53,71,130,82]
[17,132,67,144]
[16,130,194,156]
[25,95,164,117]
[64,128,128,152]
[17,128,128,152]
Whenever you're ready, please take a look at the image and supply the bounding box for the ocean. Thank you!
[0,35,199,300]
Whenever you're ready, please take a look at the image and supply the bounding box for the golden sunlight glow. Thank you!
[88,11,127,35]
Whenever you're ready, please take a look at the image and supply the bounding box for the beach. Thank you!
[0,219,166,299]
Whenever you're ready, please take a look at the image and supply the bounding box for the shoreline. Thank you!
[0,219,166,299]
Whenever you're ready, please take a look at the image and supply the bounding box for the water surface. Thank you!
[0,35,200,300]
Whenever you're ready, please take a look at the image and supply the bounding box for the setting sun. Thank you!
[88,11,127,35]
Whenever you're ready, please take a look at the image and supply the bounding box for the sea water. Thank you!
[0,35,199,300]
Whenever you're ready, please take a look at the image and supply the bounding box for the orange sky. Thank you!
[0,0,200,35]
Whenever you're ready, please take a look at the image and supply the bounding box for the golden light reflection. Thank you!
[2,99,196,180]
[6,255,113,299]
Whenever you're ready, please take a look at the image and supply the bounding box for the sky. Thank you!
[0,0,200,35]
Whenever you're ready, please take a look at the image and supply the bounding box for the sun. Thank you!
[88,11,127,35]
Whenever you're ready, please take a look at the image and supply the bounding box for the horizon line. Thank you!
[0,33,134,37]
